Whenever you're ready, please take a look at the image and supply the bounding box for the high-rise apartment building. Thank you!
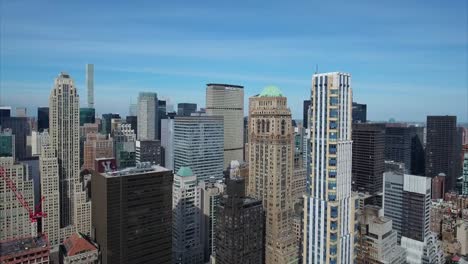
[303,100,311,129]
[112,123,136,169]
[177,103,197,116]
[383,170,404,242]
[206,83,244,166]
[135,140,161,165]
[303,72,357,264]
[37,107,49,132]
[426,116,459,190]
[86,64,94,108]
[0,157,34,240]
[82,133,113,171]
[384,124,425,175]
[137,92,158,140]
[199,179,225,262]
[172,167,203,263]
[352,102,367,123]
[352,123,385,194]
[161,118,174,170]
[30,130,49,156]
[215,176,264,264]
[248,86,298,264]
[174,115,224,182]
[92,163,173,264]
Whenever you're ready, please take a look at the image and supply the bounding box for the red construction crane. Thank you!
[0,166,47,225]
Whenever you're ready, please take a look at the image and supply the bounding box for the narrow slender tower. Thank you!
[86,64,94,108]
[303,72,357,264]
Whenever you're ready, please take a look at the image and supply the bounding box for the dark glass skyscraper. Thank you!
[37,107,49,132]
[79,107,95,126]
[177,103,197,116]
[0,117,30,160]
[426,116,459,190]
[352,123,386,194]
[352,102,367,123]
[101,113,120,135]
[125,115,137,136]
[157,100,166,140]
[303,100,311,129]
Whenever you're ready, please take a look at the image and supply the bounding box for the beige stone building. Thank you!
[247,86,298,264]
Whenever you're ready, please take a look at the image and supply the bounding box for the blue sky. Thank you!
[0,0,467,122]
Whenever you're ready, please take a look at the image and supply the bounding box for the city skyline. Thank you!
[1,0,467,122]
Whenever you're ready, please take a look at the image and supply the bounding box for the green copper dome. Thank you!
[177,167,194,177]
[259,86,283,97]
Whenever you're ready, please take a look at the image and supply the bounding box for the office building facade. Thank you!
[135,140,161,165]
[92,164,173,264]
[206,83,244,166]
[0,116,30,160]
[172,167,203,263]
[352,102,366,123]
[352,123,385,194]
[303,72,357,264]
[37,107,49,132]
[82,133,114,171]
[174,115,224,182]
[137,92,158,140]
[177,103,197,116]
[100,113,120,135]
[79,107,95,126]
[0,128,14,158]
[303,100,311,129]
[426,116,459,190]
[161,118,174,170]
[248,86,298,264]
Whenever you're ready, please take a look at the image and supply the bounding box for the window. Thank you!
[281,120,286,135]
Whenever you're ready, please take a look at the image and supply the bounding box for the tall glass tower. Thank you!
[303,72,357,264]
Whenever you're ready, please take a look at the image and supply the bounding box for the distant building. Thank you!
[16,107,27,117]
[125,115,137,136]
[112,123,136,169]
[432,173,446,200]
[86,64,94,108]
[352,123,386,194]
[79,108,95,126]
[0,157,34,240]
[82,133,113,171]
[303,100,311,129]
[177,103,197,116]
[37,107,49,132]
[157,99,166,140]
[463,153,468,195]
[92,164,173,264]
[135,140,161,165]
[215,176,264,264]
[206,83,244,166]
[161,118,174,170]
[0,235,50,264]
[61,233,98,264]
[0,128,15,158]
[30,130,49,157]
[100,113,120,135]
[352,102,367,123]
[174,115,224,182]
[0,116,30,160]
[426,116,460,190]
[0,106,11,120]
[137,92,158,140]
[172,167,203,263]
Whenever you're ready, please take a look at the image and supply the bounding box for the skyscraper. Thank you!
[16,107,27,117]
[37,107,49,132]
[157,99,166,140]
[172,167,203,263]
[82,133,113,171]
[248,86,298,264]
[177,103,197,116]
[383,170,404,242]
[48,72,80,228]
[161,118,174,170]
[215,176,264,264]
[352,102,367,123]
[352,123,385,194]
[79,107,96,126]
[384,124,425,175]
[137,92,158,140]
[0,106,11,120]
[0,116,30,160]
[426,116,459,190]
[101,113,120,135]
[206,83,244,166]
[303,100,311,129]
[463,153,468,195]
[112,123,136,169]
[303,72,357,264]
[125,115,137,136]
[174,114,224,182]
[86,64,94,108]
[135,140,161,165]
[0,128,15,158]
[92,163,173,264]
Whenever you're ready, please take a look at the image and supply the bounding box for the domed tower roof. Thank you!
[259,86,283,97]
[176,167,194,177]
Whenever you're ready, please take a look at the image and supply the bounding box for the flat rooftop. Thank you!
[0,235,49,258]
[103,163,170,178]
